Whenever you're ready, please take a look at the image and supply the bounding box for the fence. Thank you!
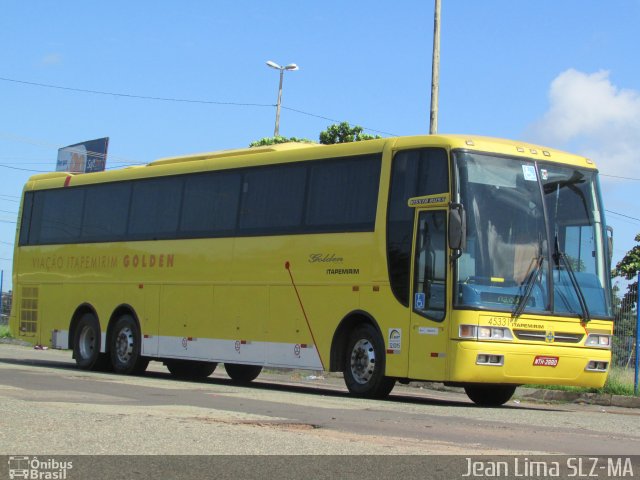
[612,275,640,395]
[0,291,10,326]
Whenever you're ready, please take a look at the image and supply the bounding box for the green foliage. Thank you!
[249,136,313,147]
[319,122,381,144]
[612,233,640,312]
[0,325,12,339]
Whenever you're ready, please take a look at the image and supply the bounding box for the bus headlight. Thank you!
[585,334,612,349]
[459,325,513,341]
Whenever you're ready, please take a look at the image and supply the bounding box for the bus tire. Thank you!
[166,360,217,379]
[224,363,262,383]
[110,314,149,375]
[464,384,516,407]
[73,312,109,371]
[343,323,395,399]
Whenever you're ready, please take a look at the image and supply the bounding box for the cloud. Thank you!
[41,53,63,66]
[528,69,640,176]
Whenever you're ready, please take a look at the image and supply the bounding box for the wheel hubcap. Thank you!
[78,325,96,360]
[350,339,375,384]
[115,327,134,364]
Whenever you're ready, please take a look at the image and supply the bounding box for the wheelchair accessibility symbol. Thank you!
[415,293,426,310]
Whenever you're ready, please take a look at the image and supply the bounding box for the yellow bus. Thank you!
[9,135,614,406]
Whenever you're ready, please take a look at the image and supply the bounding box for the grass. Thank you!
[0,325,12,339]
[530,367,637,396]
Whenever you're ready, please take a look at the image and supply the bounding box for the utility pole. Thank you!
[429,0,441,135]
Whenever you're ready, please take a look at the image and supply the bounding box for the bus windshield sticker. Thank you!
[540,168,549,180]
[522,164,537,181]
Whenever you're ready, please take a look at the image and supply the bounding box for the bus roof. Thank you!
[22,134,596,191]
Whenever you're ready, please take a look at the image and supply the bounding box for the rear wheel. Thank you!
[166,360,217,379]
[343,324,395,399]
[110,314,149,375]
[224,363,262,383]
[464,384,516,406]
[73,313,109,370]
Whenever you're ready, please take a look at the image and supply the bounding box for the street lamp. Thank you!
[266,60,299,137]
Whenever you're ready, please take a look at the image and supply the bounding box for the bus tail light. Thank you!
[586,360,609,372]
[585,334,612,349]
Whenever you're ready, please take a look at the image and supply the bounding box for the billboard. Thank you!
[56,137,109,173]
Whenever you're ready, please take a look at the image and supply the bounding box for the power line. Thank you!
[0,76,274,108]
[601,173,640,181]
[606,209,640,223]
[280,106,397,136]
[0,219,16,224]
[0,210,17,215]
[0,241,13,246]
[0,163,46,173]
[0,76,394,136]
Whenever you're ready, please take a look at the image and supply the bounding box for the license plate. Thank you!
[533,356,559,367]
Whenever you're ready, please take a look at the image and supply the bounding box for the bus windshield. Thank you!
[454,151,612,319]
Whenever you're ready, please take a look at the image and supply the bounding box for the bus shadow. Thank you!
[0,354,564,412]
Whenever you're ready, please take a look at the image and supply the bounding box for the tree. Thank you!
[319,122,381,144]
[249,136,313,148]
[613,233,640,310]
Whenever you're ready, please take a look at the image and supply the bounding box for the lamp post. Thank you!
[266,60,299,137]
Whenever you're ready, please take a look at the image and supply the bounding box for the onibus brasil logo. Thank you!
[8,456,73,480]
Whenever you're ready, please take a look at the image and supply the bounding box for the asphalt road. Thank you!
[1,343,639,456]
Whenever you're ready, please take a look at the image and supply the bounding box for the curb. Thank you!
[517,387,640,409]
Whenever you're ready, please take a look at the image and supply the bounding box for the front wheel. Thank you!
[166,360,217,379]
[464,384,517,406]
[110,314,149,375]
[343,324,395,399]
[224,363,262,383]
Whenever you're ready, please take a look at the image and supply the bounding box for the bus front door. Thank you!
[408,208,449,382]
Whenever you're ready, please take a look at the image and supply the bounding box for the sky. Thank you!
[1,0,639,292]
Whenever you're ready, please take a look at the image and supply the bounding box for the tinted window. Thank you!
[19,192,34,246]
[129,178,183,238]
[387,148,449,306]
[32,188,84,244]
[180,172,241,235]
[239,164,306,233]
[82,183,131,241]
[306,156,380,230]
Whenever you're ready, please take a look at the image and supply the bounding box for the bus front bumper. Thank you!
[448,340,611,388]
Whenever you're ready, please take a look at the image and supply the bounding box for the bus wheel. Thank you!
[165,360,217,379]
[464,384,516,407]
[224,363,262,383]
[110,314,149,375]
[73,313,109,370]
[343,324,395,399]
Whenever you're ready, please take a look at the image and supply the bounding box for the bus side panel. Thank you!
[359,285,410,379]
[158,284,215,360]
[38,283,63,347]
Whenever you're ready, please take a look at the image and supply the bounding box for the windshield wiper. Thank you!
[513,254,544,320]
[553,239,591,323]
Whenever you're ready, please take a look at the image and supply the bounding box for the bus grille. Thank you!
[513,329,583,343]
[19,286,39,336]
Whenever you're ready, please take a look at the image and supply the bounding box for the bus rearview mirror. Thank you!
[449,203,466,251]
